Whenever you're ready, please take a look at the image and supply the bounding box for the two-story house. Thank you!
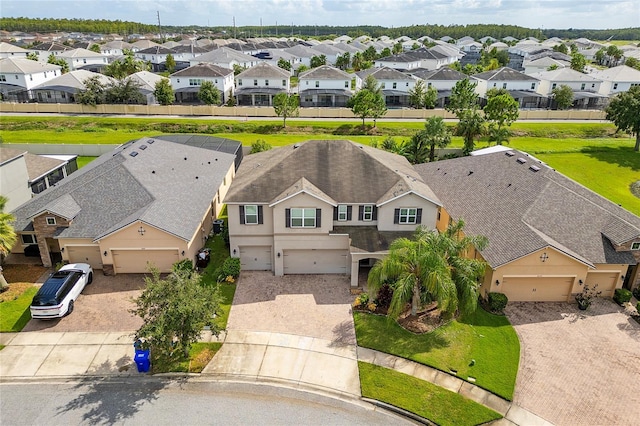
[0,42,30,59]
[298,65,353,107]
[472,67,545,108]
[170,63,234,104]
[58,48,109,72]
[134,45,174,72]
[355,66,416,107]
[592,65,640,96]
[225,139,442,287]
[531,67,606,109]
[0,57,61,102]
[409,67,468,108]
[31,69,115,103]
[234,62,291,106]
[190,46,259,70]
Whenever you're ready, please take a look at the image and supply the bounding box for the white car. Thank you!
[30,263,93,319]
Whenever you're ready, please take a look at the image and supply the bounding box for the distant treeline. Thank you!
[1,18,639,41]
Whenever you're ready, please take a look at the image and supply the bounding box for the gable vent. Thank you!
[516,157,527,164]
[129,151,138,157]
[505,151,515,157]
[529,165,540,172]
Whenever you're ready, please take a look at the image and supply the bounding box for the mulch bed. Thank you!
[0,282,34,302]
[356,302,448,334]
[2,265,49,284]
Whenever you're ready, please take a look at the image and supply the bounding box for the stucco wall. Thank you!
[377,192,439,232]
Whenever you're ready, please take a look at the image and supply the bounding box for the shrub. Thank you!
[613,288,632,305]
[636,301,640,314]
[488,292,508,313]
[172,259,193,274]
[632,287,640,300]
[374,284,394,309]
[220,257,240,281]
[250,139,272,154]
[352,292,369,309]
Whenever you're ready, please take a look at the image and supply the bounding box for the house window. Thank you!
[289,208,317,228]
[591,84,595,88]
[359,205,375,221]
[552,83,557,89]
[189,79,203,86]
[21,234,37,245]
[381,82,385,89]
[265,80,269,86]
[531,83,536,90]
[315,81,319,88]
[613,83,618,90]
[239,205,263,225]
[581,83,585,90]
[0,75,5,82]
[493,83,497,87]
[46,217,57,226]
[238,79,242,86]
[254,79,258,86]
[15,75,19,79]
[393,82,397,89]
[337,205,348,221]
[394,208,423,225]
[282,79,286,86]
[345,81,349,88]
[632,242,640,250]
[502,83,507,89]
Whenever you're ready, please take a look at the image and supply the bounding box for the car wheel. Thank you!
[66,300,74,316]
[87,272,93,284]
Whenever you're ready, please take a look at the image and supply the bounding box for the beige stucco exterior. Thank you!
[1,152,31,212]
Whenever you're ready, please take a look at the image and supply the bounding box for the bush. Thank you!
[637,301,640,313]
[632,287,640,300]
[374,284,394,309]
[488,292,508,313]
[172,259,193,274]
[220,257,240,281]
[613,288,632,305]
[250,139,272,154]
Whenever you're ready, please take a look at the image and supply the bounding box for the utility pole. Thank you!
[276,21,278,36]
[233,16,236,39]
[157,11,163,42]
[260,18,263,37]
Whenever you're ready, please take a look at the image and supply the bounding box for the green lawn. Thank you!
[0,286,38,332]
[165,342,222,373]
[354,308,520,400]
[198,233,235,329]
[359,362,502,426]
[76,156,96,168]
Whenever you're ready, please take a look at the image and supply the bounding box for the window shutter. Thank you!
[239,205,245,224]
[316,209,321,228]
[285,208,290,228]
[257,206,263,225]
[347,206,352,221]
[333,207,338,220]
[394,208,400,224]
[372,206,377,220]
[416,208,422,224]
[359,206,364,221]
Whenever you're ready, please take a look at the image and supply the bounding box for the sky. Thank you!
[1,0,639,30]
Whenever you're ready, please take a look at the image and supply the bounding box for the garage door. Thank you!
[501,276,574,302]
[112,249,179,274]
[585,272,618,298]
[239,246,272,271]
[67,245,103,269]
[283,249,348,274]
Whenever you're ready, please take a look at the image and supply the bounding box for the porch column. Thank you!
[351,258,359,288]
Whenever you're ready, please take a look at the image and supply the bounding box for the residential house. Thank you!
[130,40,159,51]
[224,140,442,287]
[414,148,640,300]
[170,63,235,104]
[472,67,545,108]
[591,65,640,96]
[125,71,168,104]
[409,67,468,108]
[235,62,290,106]
[356,66,416,107]
[10,135,241,273]
[0,42,30,59]
[1,146,78,212]
[488,41,509,51]
[134,46,174,72]
[190,46,259,70]
[30,69,115,103]
[0,57,61,102]
[375,48,450,71]
[283,44,319,69]
[29,42,70,62]
[171,44,212,69]
[58,48,109,72]
[309,43,344,65]
[99,40,135,57]
[298,65,353,107]
[531,68,606,109]
[523,56,570,75]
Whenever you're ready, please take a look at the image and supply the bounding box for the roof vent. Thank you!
[139,145,147,150]
[184,157,188,160]
[505,151,515,157]
[147,140,154,144]
[516,157,527,164]
[152,170,155,174]
[293,143,301,149]
[129,151,138,157]
[529,165,541,172]
[467,171,474,176]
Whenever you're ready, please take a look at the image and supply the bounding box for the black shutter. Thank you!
[316,209,321,228]
[333,207,338,220]
[372,206,378,220]
[347,206,352,221]
[359,206,364,221]
[285,208,290,228]
[239,205,245,224]
[394,208,400,224]
[257,206,263,224]
[416,208,422,224]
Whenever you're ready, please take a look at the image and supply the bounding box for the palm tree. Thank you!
[457,110,485,155]
[368,220,487,319]
[0,196,17,291]
[423,116,451,162]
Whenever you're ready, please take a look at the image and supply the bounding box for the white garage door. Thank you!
[112,249,179,274]
[239,246,272,271]
[67,245,103,269]
[283,249,348,274]
[501,276,574,302]
[585,272,618,298]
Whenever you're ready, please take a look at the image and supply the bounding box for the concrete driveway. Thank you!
[506,299,640,426]
[22,273,145,333]
[204,272,361,396]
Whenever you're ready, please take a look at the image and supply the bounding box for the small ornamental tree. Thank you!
[552,84,574,110]
[273,92,300,128]
[277,58,291,71]
[197,81,221,105]
[484,90,519,145]
[153,79,174,105]
[606,86,640,151]
[164,53,176,73]
[105,79,144,104]
[310,55,326,68]
[76,76,106,106]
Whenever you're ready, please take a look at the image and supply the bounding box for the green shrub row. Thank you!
[613,288,632,305]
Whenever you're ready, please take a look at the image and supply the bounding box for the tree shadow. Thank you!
[55,369,181,424]
[580,145,640,172]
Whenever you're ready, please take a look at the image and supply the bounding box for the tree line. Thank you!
[0,17,157,35]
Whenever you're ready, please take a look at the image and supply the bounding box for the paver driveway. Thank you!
[506,299,640,426]
[22,273,145,333]
[227,271,356,344]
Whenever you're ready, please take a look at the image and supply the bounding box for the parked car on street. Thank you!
[30,263,93,319]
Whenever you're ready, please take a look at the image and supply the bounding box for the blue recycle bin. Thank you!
[134,349,151,373]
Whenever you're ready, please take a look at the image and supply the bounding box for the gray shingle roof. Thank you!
[472,67,539,82]
[12,137,237,242]
[236,62,290,79]
[299,65,350,80]
[332,226,413,252]
[414,151,640,268]
[225,140,440,207]
[171,63,233,78]
[409,67,467,81]
[357,66,414,81]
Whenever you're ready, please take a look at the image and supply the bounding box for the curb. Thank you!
[362,398,435,425]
